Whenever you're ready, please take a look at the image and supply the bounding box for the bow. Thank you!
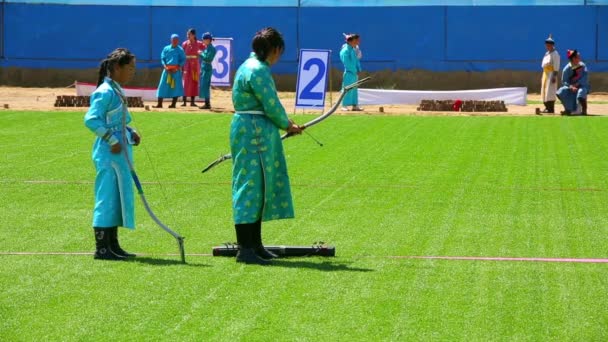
[111,81,187,263]
[201,76,372,173]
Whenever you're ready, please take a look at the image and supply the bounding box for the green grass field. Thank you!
[1,110,607,341]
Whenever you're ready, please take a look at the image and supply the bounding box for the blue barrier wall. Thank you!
[1,1,4,59]
[599,6,608,60]
[1,1,607,74]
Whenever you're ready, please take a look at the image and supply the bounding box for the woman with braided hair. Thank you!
[84,48,140,261]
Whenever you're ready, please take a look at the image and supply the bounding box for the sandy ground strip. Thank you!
[1,86,607,116]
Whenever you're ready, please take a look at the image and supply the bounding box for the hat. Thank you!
[202,32,213,40]
[544,34,555,45]
[171,34,179,39]
[343,33,359,42]
[567,49,579,59]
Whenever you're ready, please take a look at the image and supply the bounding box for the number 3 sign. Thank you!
[211,38,233,87]
[295,49,330,110]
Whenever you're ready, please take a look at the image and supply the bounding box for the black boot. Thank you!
[93,228,125,261]
[235,223,271,265]
[541,102,550,113]
[168,97,177,108]
[190,96,196,107]
[547,101,555,114]
[200,99,211,110]
[181,96,187,106]
[252,220,278,260]
[579,98,588,115]
[153,98,163,108]
[109,227,136,258]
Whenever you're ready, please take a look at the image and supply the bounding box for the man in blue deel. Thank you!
[557,49,590,116]
[154,34,186,109]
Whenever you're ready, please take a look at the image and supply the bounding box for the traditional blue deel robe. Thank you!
[230,53,295,224]
[199,43,217,100]
[557,62,590,112]
[340,43,362,106]
[84,77,137,229]
[157,44,186,98]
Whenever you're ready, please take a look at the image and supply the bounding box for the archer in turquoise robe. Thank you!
[157,44,186,98]
[340,43,362,107]
[230,52,295,224]
[84,77,137,229]
[199,43,217,100]
[557,62,590,113]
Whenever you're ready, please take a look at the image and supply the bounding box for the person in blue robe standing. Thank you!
[230,27,303,265]
[340,33,363,111]
[199,32,217,110]
[557,49,590,115]
[154,34,186,109]
[84,48,140,261]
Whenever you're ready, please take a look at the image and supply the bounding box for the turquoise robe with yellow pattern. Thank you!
[230,53,294,224]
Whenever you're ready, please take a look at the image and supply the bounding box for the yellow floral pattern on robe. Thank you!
[230,53,294,224]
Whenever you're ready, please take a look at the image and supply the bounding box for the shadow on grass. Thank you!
[127,257,210,267]
[269,259,374,272]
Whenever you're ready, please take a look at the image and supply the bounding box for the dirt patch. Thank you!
[1,85,608,116]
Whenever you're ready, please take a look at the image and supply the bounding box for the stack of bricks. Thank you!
[460,100,507,112]
[54,96,144,108]
[417,100,507,112]
[417,100,456,111]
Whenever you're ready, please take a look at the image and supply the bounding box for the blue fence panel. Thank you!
[1,2,606,72]
[1,1,4,58]
[299,6,445,71]
[5,3,151,60]
[150,6,298,72]
[300,0,585,6]
[6,0,599,5]
[5,0,298,6]
[446,6,597,61]
[599,6,608,60]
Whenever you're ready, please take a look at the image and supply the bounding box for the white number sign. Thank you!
[295,49,330,110]
[211,38,233,87]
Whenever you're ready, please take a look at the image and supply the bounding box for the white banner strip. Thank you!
[75,81,158,101]
[358,87,528,106]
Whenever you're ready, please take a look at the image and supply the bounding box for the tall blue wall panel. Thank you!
[446,6,597,61]
[598,6,608,60]
[1,2,4,58]
[5,3,150,60]
[299,6,445,66]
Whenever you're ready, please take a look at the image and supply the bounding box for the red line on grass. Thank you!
[1,252,606,263]
[0,252,214,257]
[387,255,608,263]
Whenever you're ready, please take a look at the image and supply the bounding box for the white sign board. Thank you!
[295,49,330,110]
[211,38,233,87]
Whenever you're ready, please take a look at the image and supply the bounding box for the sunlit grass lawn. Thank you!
[1,110,607,340]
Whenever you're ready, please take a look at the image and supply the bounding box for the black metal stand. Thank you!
[213,242,335,258]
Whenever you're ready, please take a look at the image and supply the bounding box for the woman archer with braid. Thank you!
[84,48,140,261]
[230,27,303,265]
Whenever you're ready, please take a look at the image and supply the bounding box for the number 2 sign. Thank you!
[211,38,233,87]
[295,49,330,110]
